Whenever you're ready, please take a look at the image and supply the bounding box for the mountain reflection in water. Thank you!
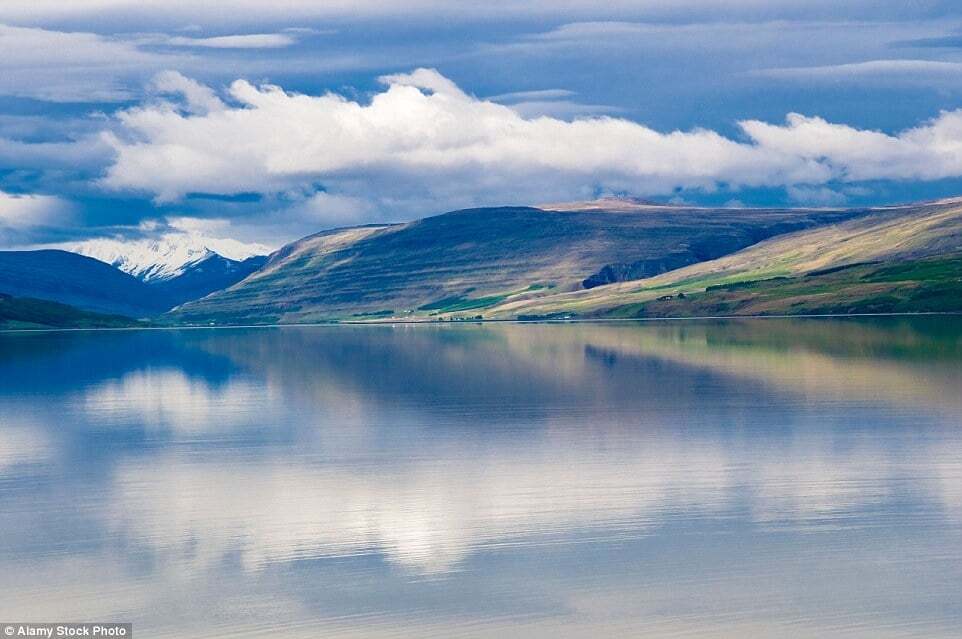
[0,318,960,638]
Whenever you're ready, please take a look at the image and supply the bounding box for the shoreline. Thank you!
[2,310,961,334]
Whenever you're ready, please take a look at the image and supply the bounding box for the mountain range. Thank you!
[70,234,270,308]
[484,198,962,320]
[2,197,961,329]
[70,234,270,281]
[0,234,269,327]
[169,201,862,324]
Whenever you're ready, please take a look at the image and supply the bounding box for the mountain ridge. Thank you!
[0,249,169,318]
[67,233,272,308]
[6,198,959,327]
[70,233,271,282]
[168,202,867,324]
[483,199,962,319]
[154,253,268,308]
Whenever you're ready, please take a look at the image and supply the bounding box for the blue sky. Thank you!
[4,1,962,248]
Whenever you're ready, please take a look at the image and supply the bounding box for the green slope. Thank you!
[488,198,962,319]
[594,257,962,318]
[0,293,143,330]
[169,201,861,324]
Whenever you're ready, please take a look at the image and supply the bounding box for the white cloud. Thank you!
[0,26,296,103]
[787,185,847,207]
[98,69,962,211]
[0,24,178,102]
[0,190,74,229]
[150,70,224,114]
[487,88,577,102]
[503,100,624,119]
[0,1,942,26]
[99,68,822,204]
[529,20,653,40]
[495,19,936,60]
[295,192,376,226]
[740,112,962,181]
[164,33,297,49]
[753,58,962,85]
[488,88,621,119]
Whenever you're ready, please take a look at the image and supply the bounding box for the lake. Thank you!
[1,318,960,638]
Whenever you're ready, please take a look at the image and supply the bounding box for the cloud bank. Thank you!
[0,24,183,102]
[1,1,954,27]
[4,5,962,246]
[99,69,962,216]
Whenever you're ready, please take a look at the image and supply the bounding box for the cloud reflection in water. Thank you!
[0,319,960,637]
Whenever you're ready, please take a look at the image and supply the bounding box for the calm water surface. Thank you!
[1,319,961,638]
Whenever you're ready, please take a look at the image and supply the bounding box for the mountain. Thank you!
[0,250,168,318]
[70,233,271,307]
[151,253,268,307]
[71,233,271,282]
[11,198,957,327]
[483,198,962,319]
[169,200,865,324]
[0,292,143,330]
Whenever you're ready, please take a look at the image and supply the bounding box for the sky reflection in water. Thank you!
[0,319,960,638]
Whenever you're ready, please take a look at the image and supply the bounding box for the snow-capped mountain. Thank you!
[70,233,272,283]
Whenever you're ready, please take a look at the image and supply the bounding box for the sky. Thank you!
[5,1,962,249]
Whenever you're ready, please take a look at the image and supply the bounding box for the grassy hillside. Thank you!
[0,250,171,318]
[0,293,142,329]
[594,257,962,318]
[170,202,861,324]
[486,198,962,319]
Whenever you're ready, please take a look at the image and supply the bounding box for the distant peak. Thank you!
[66,233,272,283]
[538,196,665,212]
